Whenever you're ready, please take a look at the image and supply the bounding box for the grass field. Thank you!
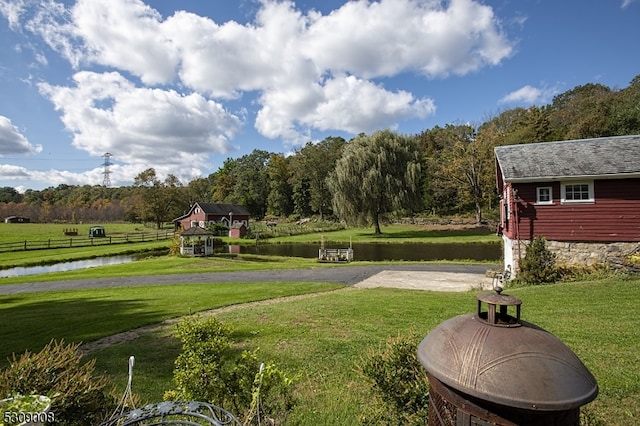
[1,275,638,424]
[90,276,639,425]
[0,222,500,270]
[0,222,164,242]
[1,222,635,424]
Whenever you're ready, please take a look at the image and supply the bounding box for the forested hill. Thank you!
[2,75,639,226]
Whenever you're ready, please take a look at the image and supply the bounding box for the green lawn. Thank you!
[1,223,634,423]
[0,222,164,243]
[0,281,342,361]
[264,223,500,244]
[1,275,634,425]
[0,221,499,282]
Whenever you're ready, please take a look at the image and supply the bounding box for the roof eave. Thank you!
[504,172,640,183]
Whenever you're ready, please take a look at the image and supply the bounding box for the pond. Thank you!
[0,243,500,278]
[232,242,501,262]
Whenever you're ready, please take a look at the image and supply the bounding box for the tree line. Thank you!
[1,74,639,231]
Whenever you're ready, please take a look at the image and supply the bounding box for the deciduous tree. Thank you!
[133,168,186,228]
[266,153,293,216]
[328,130,421,234]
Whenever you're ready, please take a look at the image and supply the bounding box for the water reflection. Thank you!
[2,243,500,278]
[233,242,500,262]
[0,256,136,278]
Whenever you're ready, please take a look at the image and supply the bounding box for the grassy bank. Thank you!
[0,222,499,271]
[257,222,499,244]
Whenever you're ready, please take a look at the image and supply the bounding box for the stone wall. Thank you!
[504,239,640,277]
[541,240,639,267]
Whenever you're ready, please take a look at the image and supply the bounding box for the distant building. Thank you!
[4,216,30,223]
[173,202,250,231]
[229,222,248,238]
[179,225,216,257]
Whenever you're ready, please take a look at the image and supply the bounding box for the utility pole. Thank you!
[102,152,112,187]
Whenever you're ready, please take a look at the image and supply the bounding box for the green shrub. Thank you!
[356,331,430,425]
[165,316,297,425]
[0,339,117,425]
[518,236,559,284]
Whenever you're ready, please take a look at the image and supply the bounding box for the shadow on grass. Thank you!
[0,296,163,365]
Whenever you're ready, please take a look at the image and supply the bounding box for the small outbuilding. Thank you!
[89,226,106,238]
[228,222,248,238]
[4,216,30,223]
[179,226,216,257]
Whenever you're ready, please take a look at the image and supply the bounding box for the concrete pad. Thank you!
[354,270,494,292]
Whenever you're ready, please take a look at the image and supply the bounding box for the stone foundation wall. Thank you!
[545,241,640,267]
[504,239,640,276]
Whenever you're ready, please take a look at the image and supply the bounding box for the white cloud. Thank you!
[38,71,242,178]
[7,0,513,144]
[0,163,31,177]
[0,116,43,155]
[302,0,512,79]
[70,0,180,84]
[621,0,637,8]
[0,0,28,30]
[256,74,436,142]
[499,84,560,105]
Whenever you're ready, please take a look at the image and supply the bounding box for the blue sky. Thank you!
[0,0,639,192]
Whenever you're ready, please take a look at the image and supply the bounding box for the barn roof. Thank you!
[495,134,640,182]
[197,203,250,216]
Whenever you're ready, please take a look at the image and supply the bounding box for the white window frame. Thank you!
[561,181,594,204]
[536,186,553,205]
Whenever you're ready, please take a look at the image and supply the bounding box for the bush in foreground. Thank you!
[357,330,430,425]
[164,315,297,425]
[0,339,117,425]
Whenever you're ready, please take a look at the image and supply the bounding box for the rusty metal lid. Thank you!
[417,292,598,411]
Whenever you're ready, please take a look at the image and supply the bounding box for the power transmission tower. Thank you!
[102,152,113,187]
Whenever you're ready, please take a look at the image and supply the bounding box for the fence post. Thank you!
[70,238,73,247]
[24,240,27,250]
[48,239,51,249]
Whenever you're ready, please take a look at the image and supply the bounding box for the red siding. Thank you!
[178,212,250,231]
[506,178,640,242]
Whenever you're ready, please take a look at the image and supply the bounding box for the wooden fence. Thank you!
[0,231,174,253]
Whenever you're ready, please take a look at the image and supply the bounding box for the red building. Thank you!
[173,202,250,231]
[495,135,640,277]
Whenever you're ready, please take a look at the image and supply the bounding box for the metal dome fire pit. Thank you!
[417,287,598,426]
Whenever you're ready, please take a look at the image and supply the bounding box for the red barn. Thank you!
[173,202,250,231]
[495,135,640,277]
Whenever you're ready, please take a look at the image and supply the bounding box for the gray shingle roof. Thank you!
[197,203,250,216]
[495,135,640,182]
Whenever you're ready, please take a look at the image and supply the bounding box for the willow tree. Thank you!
[328,130,422,234]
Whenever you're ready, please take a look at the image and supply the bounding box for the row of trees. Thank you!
[2,75,639,231]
